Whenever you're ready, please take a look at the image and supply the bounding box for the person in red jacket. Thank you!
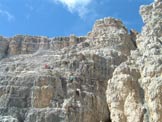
[44,64,49,69]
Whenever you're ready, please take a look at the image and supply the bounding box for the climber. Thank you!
[75,89,80,96]
[44,64,50,69]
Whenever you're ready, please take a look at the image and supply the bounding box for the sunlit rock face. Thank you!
[0,17,135,122]
[0,0,161,122]
[106,0,162,122]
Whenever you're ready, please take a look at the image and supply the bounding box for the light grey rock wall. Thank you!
[0,17,135,122]
[106,0,162,122]
[0,0,161,122]
[0,35,86,59]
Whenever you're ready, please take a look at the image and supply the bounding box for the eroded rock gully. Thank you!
[0,0,161,122]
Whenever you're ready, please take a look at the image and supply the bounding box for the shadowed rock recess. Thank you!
[0,0,162,122]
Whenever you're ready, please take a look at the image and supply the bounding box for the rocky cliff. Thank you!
[0,0,161,122]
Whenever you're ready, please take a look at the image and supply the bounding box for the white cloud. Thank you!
[54,0,92,18]
[0,9,15,21]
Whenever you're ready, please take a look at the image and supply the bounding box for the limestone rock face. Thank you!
[0,0,161,122]
[0,17,135,122]
[0,35,86,57]
[106,0,162,122]
[0,116,18,122]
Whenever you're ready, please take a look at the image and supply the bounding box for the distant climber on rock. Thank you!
[44,64,50,69]
[75,89,80,97]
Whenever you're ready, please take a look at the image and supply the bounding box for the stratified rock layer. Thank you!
[0,0,161,122]
[0,17,135,122]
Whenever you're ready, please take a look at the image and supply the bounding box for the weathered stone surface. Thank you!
[0,116,18,122]
[0,35,86,58]
[0,16,135,122]
[106,0,162,122]
[0,0,161,122]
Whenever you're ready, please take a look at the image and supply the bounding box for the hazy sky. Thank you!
[0,0,153,37]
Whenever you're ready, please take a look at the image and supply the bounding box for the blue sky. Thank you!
[0,0,154,37]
